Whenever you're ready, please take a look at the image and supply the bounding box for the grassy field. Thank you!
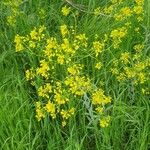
[0,0,150,150]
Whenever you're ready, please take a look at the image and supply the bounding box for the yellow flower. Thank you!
[94,7,101,15]
[67,64,82,75]
[38,83,52,98]
[120,52,130,64]
[30,28,38,40]
[45,101,56,119]
[36,59,50,78]
[61,108,75,119]
[110,68,119,75]
[46,37,58,49]
[35,102,45,121]
[29,41,36,48]
[93,41,104,57]
[65,75,91,96]
[133,6,143,15]
[75,34,88,47]
[44,37,57,58]
[61,6,71,16]
[100,116,110,128]
[121,7,132,17]
[25,69,34,81]
[133,44,144,53]
[110,27,127,39]
[124,67,136,79]
[137,72,146,84]
[38,25,46,34]
[56,55,64,64]
[60,24,69,37]
[116,73,126,81]
[110,27,127,48]
[61,38,74,54]
[137,16,143,22]
[54,93,66,105]
[104,5,113,14]
[95,106,104,114]
[95,62,103,69]
[135,0,144,6]
[62,121,67,127]
[38,8,46,19]
[92,89,111,105]
[7,15,16,26]
[14,34,24,52]
[114,7,132,21]
[36,108,45,121]
[135,62,145,72]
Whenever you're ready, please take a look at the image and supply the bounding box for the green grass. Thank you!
[0,0,150,150]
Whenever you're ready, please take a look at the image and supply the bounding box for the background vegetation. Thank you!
[0,0,150,150]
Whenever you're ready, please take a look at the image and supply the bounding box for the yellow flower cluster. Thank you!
[60,24,69,37]
[14,26,46,52]
[100,116,111,128]
[25,69,34,81]
[111,44,149,85]
[114,7,132,21]
[35,102,45,121]
[110,27,127,49]
[95,62,103,70]
[3,0,23,26]
[93,41,104,57]
[96,0,148,94]
[38,83,52,99]
[45,101,56,119]
[36,60,50,79]
[94,7,101,16]
[14,35,25,52]
[74,34,88,48]
[64,64,92,96]
[92,89,111,105]
[14,23,112,127]
[11,0,150,128]
[61,108,75,126]
[65,75,91,96]
[61,6,71,16]
[14,0,147,129]
[14,0,150,127]
[91,89,111,128]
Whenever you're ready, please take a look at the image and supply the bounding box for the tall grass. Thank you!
[0,0,150,150]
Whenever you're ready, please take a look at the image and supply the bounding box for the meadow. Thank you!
[0,0,150,150]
